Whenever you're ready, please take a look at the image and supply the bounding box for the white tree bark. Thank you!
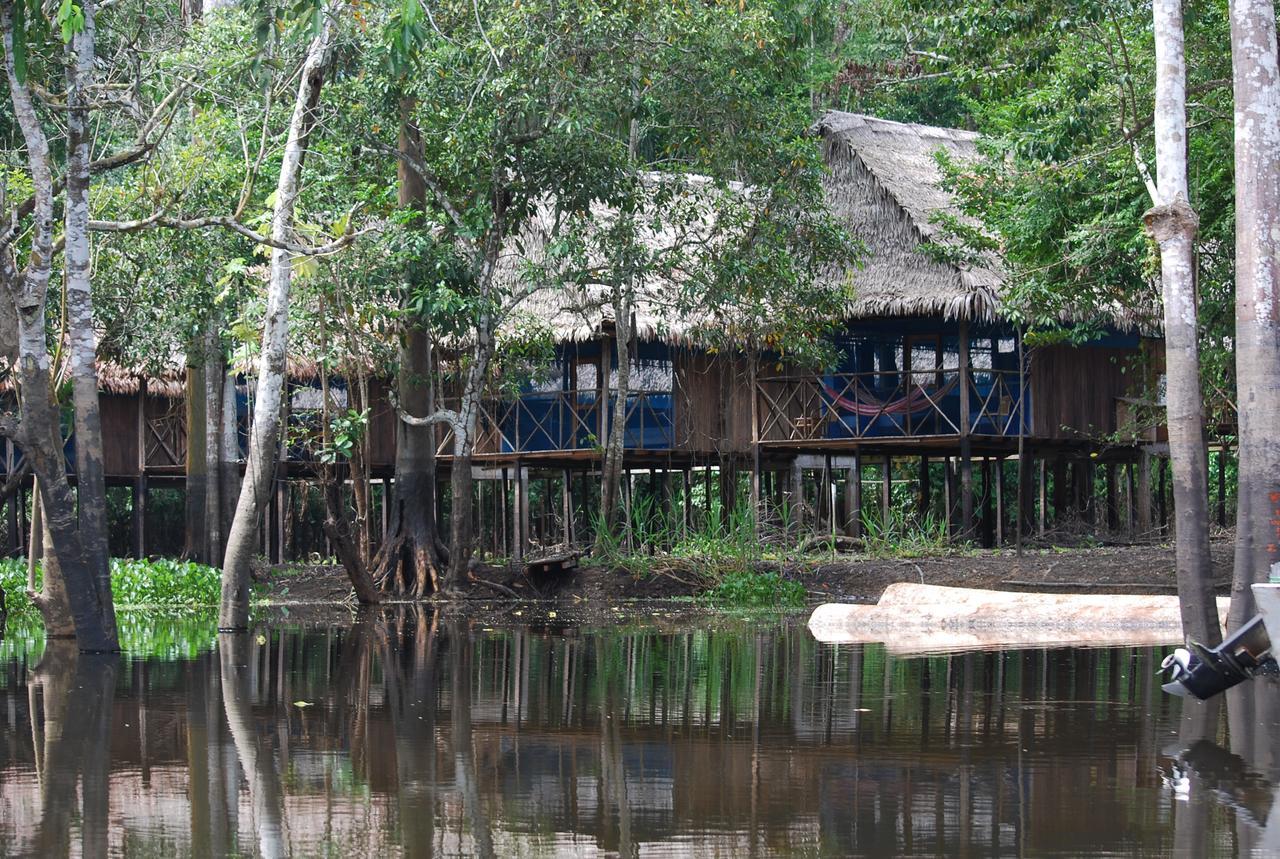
[1228,0,1280,631]
[1144,0,1220,645]
[220,5,336,629]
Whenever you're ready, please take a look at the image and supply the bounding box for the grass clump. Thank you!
[0,557,222,615]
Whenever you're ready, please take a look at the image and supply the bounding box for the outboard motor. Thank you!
[1161,614,1277,699]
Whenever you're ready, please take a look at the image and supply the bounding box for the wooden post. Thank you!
[995,457,1005,547]
[980,458,994,548]
[622,468,633,551]
[512,464,526,562]
[1105,464,1119,532]
[844,454,862,538]
[1158,456,1169,533]
[500,467,509,557]
[958,319,973,538]
[1017,453,1034,538]
[749,355,761,533]
[1051,458,1068,525]
[790,458,804,536]
[1137,450,1153,537]
[133,476,147,559]
[681,469,691,538]
[918,456,931,520]
[135,386,147,558]
[1215,442,1227,528]
[943,456,955,537]
[1038,458,1047,537]
[1125,460,1136,539]
[821,455,833,533]
[562,468,573,546]
[881,455,893,536]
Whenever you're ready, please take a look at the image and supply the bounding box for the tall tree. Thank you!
[220,3,337,629]
[1144,0,1219,645]
[1,0,127,650]
[1227,0,1280,631]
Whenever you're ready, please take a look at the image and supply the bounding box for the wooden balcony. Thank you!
[755,369,1029,446]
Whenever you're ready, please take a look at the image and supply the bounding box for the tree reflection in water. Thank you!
[6,611,1280,855]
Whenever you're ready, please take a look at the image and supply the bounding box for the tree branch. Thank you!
[87,212,379,255]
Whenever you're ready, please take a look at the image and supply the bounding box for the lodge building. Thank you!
[2,113,1183,562]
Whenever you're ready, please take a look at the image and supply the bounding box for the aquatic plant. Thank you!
[701,569,806,608]
[0,557,223,615]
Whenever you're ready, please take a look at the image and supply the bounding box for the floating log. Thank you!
[809,582,1231,652]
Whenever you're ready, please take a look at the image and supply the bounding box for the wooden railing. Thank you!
[438,389,676,456]
[755,369,1028,443]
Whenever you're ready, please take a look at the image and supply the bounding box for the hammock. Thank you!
[823,374,961,418]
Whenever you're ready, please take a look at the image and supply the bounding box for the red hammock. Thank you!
[823,375,960,417]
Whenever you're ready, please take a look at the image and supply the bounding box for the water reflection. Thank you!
[0,609,1277,856]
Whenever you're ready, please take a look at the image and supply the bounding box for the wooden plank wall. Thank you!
[1030,344,1141,441]
[674,350,752,456]
[101,394,140,477]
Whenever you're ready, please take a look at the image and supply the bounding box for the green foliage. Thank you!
[702,568,806,608]
[0,557,222,615]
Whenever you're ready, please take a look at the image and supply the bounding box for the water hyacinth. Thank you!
[0,557,222,615]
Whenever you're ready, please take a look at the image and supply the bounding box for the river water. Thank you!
[0,608,1276,857]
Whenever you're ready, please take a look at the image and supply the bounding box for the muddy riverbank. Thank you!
[255,539,1235,616]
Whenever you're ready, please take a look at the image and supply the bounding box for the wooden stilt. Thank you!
[682,469,691,538]
[133,475,147,559]
[958,318,973,538]
[1137,450,1152,536]
[995,457,1005,547]
[1215,442,1228,528]
[918,456,931,520]
[1158,457,1169,533]
[562,469,573,546]
[820,455,833,533]
[1105,464,1118,532]
[943,457,955,537]
[845,454,863,538]
[790,458,804,536]
[980,458,993,548]
[1051,458,1068,525]
[1125,460,1136,539]
[1017,453,1034,538]
[1038,458,1047,537]
[881,455,893,536]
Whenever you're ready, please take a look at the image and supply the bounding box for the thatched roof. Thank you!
[814,111,1004,322]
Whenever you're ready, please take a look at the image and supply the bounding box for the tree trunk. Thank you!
[318,357,380,604]
[2,2,115,650]
[598,291,633,540]
[1145,0,1220,645]
[203,325,226,565]
[1228,0,1280,631]
[220,7,335,629]
[184,347,209,560]
[445,340,493,589]
[376,100,446,597]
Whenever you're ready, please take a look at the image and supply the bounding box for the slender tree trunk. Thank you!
[220,7,335,629]
[185,352,209,560]
[1144,0,1220,645]
[445,337,493,588]
[204,325,226,565]
[219,633,287,858]
[598,290,633,540]
[1228,0,1280,631]
[317,337,379,603]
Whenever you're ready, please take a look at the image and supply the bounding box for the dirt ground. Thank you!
[256,539,1235,615]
